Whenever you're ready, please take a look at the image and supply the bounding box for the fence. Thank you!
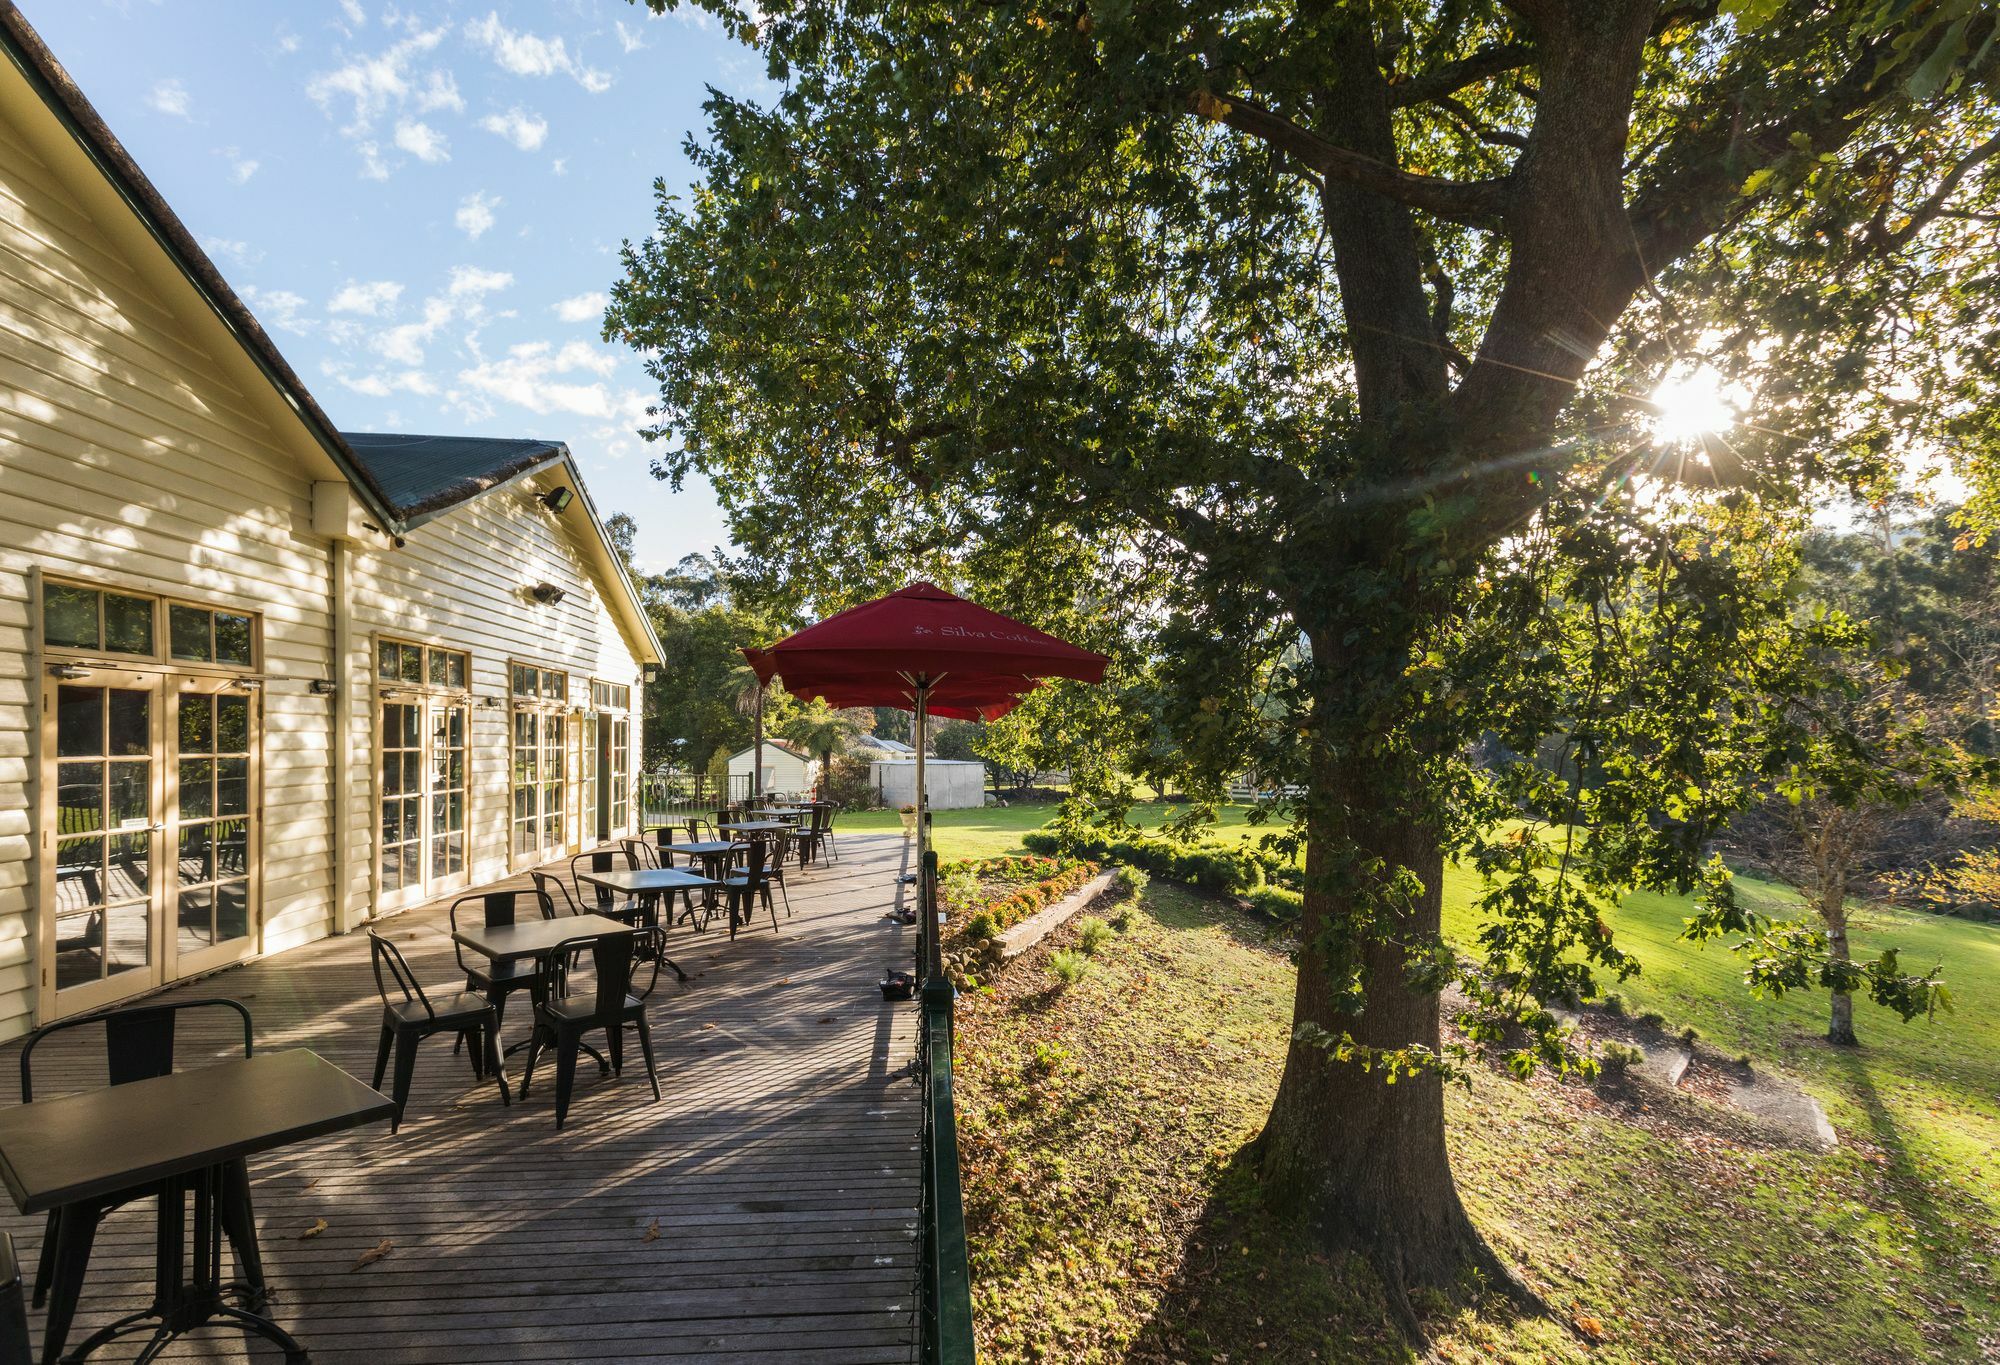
[638,768,752,825]
[915,841,977,1362]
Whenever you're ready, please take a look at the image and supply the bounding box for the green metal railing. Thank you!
[916,847,977,1362]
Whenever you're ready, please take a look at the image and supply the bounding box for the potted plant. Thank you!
[899,804,918,837]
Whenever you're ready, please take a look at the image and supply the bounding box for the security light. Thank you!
[541,487,575,514]
[529,582,568,606]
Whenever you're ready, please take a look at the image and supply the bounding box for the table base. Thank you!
[60,1166,305,1364]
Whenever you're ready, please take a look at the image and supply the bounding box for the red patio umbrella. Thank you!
[742,581,1107,884]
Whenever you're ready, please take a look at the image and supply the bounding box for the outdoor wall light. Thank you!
[529,582,568,606]
[541,487,575,514]
[309,679,338,696]
[47,662,90,680]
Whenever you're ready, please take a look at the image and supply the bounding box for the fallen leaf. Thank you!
[643,1218,661,1242]
[350,1238,393,1271]
[1573,1314,1605,1340]
[298,1218,327,1240]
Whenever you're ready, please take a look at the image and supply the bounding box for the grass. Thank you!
[914,803,2000,1360]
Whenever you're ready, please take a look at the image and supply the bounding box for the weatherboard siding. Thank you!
[0,99,338,1037]
[343,477,645,910]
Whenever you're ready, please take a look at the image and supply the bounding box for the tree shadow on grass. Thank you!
[1822,1045,1953,1280]
[1123,1141,1543,1364]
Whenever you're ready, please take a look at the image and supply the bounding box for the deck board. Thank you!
[0,832,924,1362]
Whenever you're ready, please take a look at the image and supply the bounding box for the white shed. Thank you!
[728,742,820,798]
[871,759,987,809]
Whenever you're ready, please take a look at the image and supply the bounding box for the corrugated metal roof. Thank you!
[338,432,568,526]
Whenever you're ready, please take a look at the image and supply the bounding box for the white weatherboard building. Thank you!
[871,759,987,810]
[727,742,819,797]
[0,13,663,1037]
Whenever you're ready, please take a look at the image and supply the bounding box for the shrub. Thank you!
[1048,949,1090,985]
[824,754,877,809]
[1113,864,1150,899]
[1025,827,1281,895]
[1243,885,1303,924]
[941,865,982,911]
[1599,992,1628,1017]
[1599,1041,1645,1074]
[1075,916,1113,954]
[1027,1040,1069,1075]
[964,911,997,942]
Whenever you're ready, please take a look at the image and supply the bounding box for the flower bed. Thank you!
[939,854,1099,943]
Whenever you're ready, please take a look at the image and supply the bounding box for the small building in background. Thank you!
[727,741,819,797]
[871,759,987,809]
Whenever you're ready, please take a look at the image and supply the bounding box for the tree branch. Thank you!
[1388,42,1534,109]
[1191,91,1508,228]
[1869,129,2000,255]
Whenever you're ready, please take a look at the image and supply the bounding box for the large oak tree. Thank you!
[609,0,1999,1318]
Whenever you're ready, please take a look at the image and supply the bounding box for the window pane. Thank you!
[382,748,402,796]
[55,836,104,907]
[104,594,153,654]
[427,650,448,686]
[176,824,214,884]
[106,832,150,900]
[109,689,149,756]
[378,641,398,680]
[216,694,249,753]
[56,763,102,833]
[177,888,214,952]
[381,844,403,893]
[215,881,249,941]
[43,583,99,650]
[215,818,249,875]
[106,901,149,975]
[217,758,249,815]
[169,605,212,662]
[543,670,565,701]
[179,759,215,819]
[180,694,214,752]
[108,761,149,826]
[214,613,252,666]
[403,752,420,793]
[401,704,420,747]
[57,686,102,758]
[446,654,466,688]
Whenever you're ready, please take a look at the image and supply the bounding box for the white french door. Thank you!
[377,695,471,910]
[40,667,262,1020]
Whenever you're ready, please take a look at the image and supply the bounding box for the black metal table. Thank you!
[451,914,638,1069]
[577,866,720,939]
[0,1049,392,1364]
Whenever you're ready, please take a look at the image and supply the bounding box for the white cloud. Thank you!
[416,70,463,114]
[615,20,647,53]
[554,292,606,324]
[241,286,310,336]
[393,118,450,163]
[276,29,302,56]
[374,296,455,366]
[551,157,567,176]
[219,147,259,184]
[339,0,366,27]
[478,107,548,152]
[201,237,262,268]
[326,362,437,399]
[356,141,390,181]
[454,190,499,239]
[307,27,446,130]
[328,279,405,316]
[448,265,514,297]
[463,13,611,92]
[456,340,638,420]
[148,79,192,119]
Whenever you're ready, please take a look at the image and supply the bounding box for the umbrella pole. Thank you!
[914,679,939,982]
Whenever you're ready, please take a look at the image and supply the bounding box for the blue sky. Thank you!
[22,0,754,573]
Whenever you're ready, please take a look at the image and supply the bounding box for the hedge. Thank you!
[944,855,1100,942]
[1023,828,1305,924]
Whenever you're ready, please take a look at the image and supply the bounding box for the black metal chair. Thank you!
[620,836,659,870]
[0,1233,29,1365]
[530,869,583,918]
[19,998,266,1356]
[818,802,842,863]
[448,891,538,1056]
[570,850,650,926]
[721,839,781,939]
[519,927,666,1129]
[366,930,510,1132]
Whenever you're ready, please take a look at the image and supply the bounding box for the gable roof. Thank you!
[0,3,399,532]
[731,742,812,763]
[0,4,662,666]
[340,433,569,528]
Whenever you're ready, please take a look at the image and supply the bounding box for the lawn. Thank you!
[900,802,2000,1360]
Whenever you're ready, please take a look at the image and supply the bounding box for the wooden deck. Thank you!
[0,832,924,1363]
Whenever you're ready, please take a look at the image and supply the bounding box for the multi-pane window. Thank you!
[379,640,468,690]
[177,690,253,951]
[511,660,568,861]
[42,580,256,669]
[430,704,467,880]
[52,684,153,990]
[590,680,630,711]
[610,716,631,833]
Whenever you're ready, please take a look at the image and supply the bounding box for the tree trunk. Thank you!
[1824,889,1859,1046]
[1255,744,1517,1330]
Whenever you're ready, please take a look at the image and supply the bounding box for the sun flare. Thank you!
[1649,367,1739,448]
